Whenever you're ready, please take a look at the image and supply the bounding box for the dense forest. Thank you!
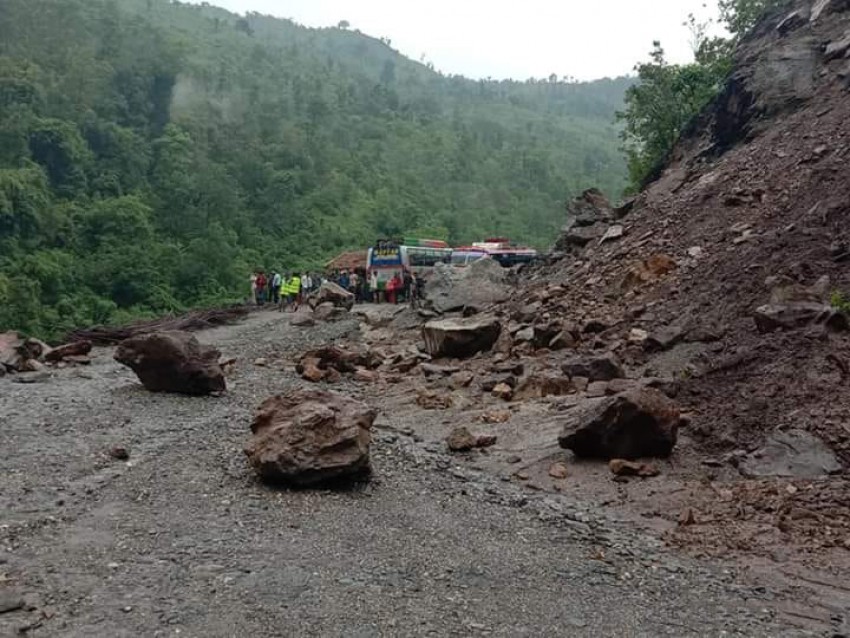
[0,0,631,338]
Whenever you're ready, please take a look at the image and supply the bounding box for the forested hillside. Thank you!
[0,0,630,338]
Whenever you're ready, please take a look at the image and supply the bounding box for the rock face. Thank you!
[553,189,617,253]
[114,331,226,395]
[558,388,681,460]
[739,429,842,478]
[422,316,502,359]
[424,258,510,314]
[310,281,355,311]
[244,390,375,486]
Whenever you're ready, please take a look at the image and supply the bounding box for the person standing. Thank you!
[272,271,282,305]
[256,271,268,306]
[402,269,413,304]
[369,270,379,303]
[250,272,258,305]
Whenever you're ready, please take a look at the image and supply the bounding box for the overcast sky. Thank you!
[187,0,724,81]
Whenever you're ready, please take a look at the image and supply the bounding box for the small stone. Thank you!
[609,459,660,478]
[492,382,514,401]
[678,508,697,526]
[628,328,649,344]
[548,463,569,479]
[506,455,522,464]
[446,427,477,452]
[0,590,24,614]
[480,410,511,424]
[108,447,129,461]
[254,358,268,367]
[687,246,704,259]
[475,434,498,449]
[586,381,608,398]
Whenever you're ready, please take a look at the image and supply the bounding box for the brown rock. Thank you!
[562,353,624,382]
[114,331,226,395]
[301,363,327,383]
[558,388,681,460]
[549,331,577,350]
[416,389,454,410]
[451,371,475,388]
[571,376,590,392]
[492,382,514,401]
[480,410,512,424]
[354,368,380,384]
[548,463,569,479]
[621,254,677,290]
[45,340,92,363]
[608,459,660,477]
[309,281,355,310]
[446,426,476,452]
[475,434,498,448]
[678,508,697,527]
[514,374,573,401]
[244,390,375,486]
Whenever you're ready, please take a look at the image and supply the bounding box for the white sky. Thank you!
[187,0,724,81]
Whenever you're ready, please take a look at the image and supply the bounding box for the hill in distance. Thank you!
[0,0,631,338]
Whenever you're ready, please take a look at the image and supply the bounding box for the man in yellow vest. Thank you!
[286,273,301,311]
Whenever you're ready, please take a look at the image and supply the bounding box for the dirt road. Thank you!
[0,312,791,636]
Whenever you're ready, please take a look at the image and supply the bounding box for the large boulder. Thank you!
[424,258,510,314]
[114,331,226,395]
[310,281,355,311]
[244,390,375,486]
[553,189,617,252]
[422,316,502,359]
[0,331,26,372]
[558,388,681,460]
[753,302,847,332]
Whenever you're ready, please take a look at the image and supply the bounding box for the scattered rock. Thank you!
[600,225,625,244]
[421,363,461,377]
[354,368,380,384]
[422,316,502,359]
[114,331,226,395]
[562,353,624,382]
[254,357,268,367]
[244,390,375,486]
[628,328,649,345]
[678,508,697,527]
[558,388,681,460]
[480,409,512,424]
[492,382,514,401]
[314,301,349,322]
[514,374,573,401]
[44,340,92,363]
[608,459,660,478]
[739,429,842,478]
[548,463,569,479]
[586,381,609,398]
[548,331,576,350]
[290,308,316,327]
[108,446,130,461]
[645,325,686,352]
[754,303,848,333]
[451,371,475,388]
[416,389,454,410]
[621,254,677,290]
[475,434,498,448]
[446,427,477,452]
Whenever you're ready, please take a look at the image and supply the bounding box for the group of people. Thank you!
[250,267,423,309]
[250,271,321,309]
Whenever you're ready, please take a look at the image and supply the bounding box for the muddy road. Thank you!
[0,312,795,636]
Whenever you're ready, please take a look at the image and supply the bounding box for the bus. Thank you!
[450,246,489,267]
[367,238,453,288]
[472,238,539,267]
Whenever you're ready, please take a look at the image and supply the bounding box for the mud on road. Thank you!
[0,311,808,636]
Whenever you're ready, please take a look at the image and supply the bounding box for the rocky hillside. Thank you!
[531,0,850,464]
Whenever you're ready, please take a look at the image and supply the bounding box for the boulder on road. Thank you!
[290,307,316,327]
[114,331,226,395]
[314,301,349,322]
[558,388,681,460]
[245,390,375,486]
[424,258,510,314]
[422,315,501,359]
[45,340,93,362]
[310,281,355,311]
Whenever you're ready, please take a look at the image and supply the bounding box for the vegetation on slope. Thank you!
[0,0,630,338]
